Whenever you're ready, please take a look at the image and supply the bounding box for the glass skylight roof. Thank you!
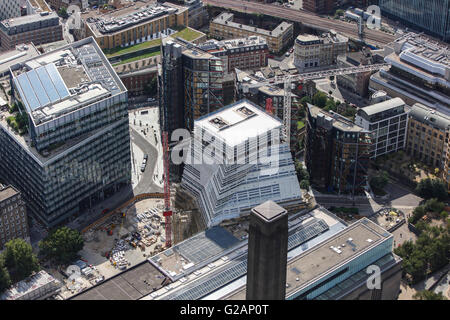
[14,63,70,112]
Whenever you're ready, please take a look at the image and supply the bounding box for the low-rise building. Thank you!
[0,43,40,77]
[199,36,269,73]
[0,0,21,22]
[1,270,61,300]
[294,31,348,72]
[355,98,408,159]
[210,12,293,53]
[0,185,29,249]
[407,103,450,170]
[84,2,188,50]
[0,11,63,52]
[337,49,385,98]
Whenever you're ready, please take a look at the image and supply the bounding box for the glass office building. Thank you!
[0,37,131,228]
[379,0,450,41]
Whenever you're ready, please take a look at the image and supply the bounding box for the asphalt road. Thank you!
[205,0,396,47]
[130,127,162,195]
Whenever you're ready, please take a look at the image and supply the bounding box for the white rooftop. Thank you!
[195,100,282,146]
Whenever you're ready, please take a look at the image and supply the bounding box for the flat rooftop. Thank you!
[223,218,391,300]
[200,36,267,53]
[0,11,58,30]
[308,104,366,133]
[195,99,282,146]
[71,261,169,300]
[0,185,19,202]
[212,13,292,38]
[296,31,348,45]
[1,271,60,300]
[86,2,186,37]
[0,44,40,74]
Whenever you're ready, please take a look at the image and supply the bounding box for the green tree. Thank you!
[324,98,336,112]
[300,180,310,190]
[3,239,39,282]
[413,290,447,300]
[144,77,158,96]
[58,7,68,19]
[39,227,84,265]
[416,178,447,201]
[312,92,327,108]
[299,96,312,107]
[0,257,11,293]
[370,171,389,191]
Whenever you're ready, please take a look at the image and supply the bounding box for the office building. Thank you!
[257,85,299,121]
[246,201,288,300]
[199,36,269,73]
[303,0,335,14]
[355,98,408,159]
[1,271,61,300]
[85,2,188,50]
[180,99,303,227]
[210,13,293,53]
[0,37,131,228]
[160,37,224,136]
[0,12,63,52]
[0,0,21,22]
[305,104,372,195]
[379,0,450,41]
[137,206,401,300]
[369,33,450,113]
[407,103,450,170]
[0,185,29,249]
[294,31,348,72]
[0,43,40,77]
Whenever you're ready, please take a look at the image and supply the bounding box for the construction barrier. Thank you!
[82,193,164,234]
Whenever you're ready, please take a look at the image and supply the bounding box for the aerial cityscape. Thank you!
[0,0,449,306]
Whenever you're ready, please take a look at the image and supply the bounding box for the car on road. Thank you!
[285,52,290,57]
[144,154,148,161]
[141,163,146,172]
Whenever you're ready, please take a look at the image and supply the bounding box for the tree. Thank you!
[39,227,84,265]
[413,290,447,300]
[370,171,389,191]
[299,96,311,107]
[144,77,158,96]
[58,7,68,19]
[324,99,337,112]
[416,178,447,201]
[300,180,310,190]
[312,92,327,108]
[0,257,11,293]
[2,239,39,282]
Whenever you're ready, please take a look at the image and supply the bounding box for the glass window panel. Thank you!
[45,63,70,99]
[36,66,60,102]
[17,73,40,111]
[27,69,50,107]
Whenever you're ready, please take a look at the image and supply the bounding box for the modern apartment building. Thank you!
[0,0,21,22]
[183,0,208,29]
[294,31,348,72]
[0,12,63,52]
[407,103,450,170]
[0,185,29,249]
[199,36,269,73]
[379,0,450,41]
[0,37,131,228]
[85,2,188,50]
[210,13,293,53]
[355,98,408,159]
[181,99,303,227]
[160,37,224,136]
[369,33,450,113]
[306,104,372,195]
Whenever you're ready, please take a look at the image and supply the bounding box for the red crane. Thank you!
[162,131,172,248]
[265,98,273,115]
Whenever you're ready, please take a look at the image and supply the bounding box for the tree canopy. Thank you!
[413,290,447,300]
[370,171,389,191]
[312,92,328,108]
[0,256,11,293]
[39,227,84,265]
[415,178,447,201]
[2,239,40,283]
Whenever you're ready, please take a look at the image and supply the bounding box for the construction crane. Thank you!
[162,131,172,248]
[241,63,391,145]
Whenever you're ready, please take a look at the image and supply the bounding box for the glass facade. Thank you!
[379,0,450,41]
